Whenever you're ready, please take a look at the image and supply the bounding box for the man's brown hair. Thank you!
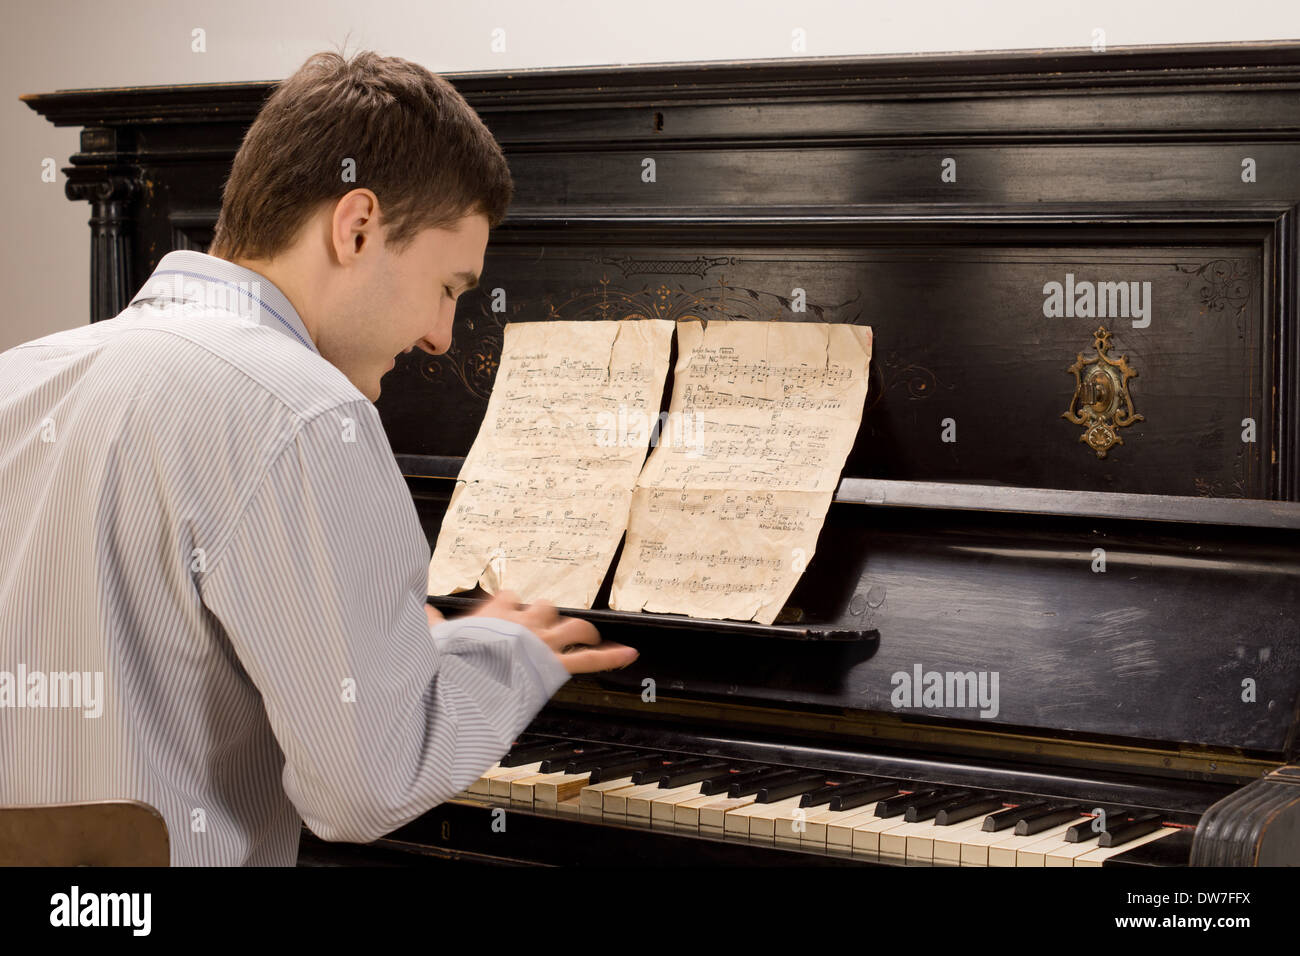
[209,50,513,261]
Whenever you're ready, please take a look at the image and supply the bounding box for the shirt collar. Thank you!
[129,250,318,354]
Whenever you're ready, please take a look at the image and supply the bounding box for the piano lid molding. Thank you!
[23,43,1300,129]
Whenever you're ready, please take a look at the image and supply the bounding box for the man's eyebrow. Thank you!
[452,271,479,291]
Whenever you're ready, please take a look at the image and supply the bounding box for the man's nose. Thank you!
[417,324,452,355]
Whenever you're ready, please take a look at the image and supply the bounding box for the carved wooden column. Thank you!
[66,169,137,323]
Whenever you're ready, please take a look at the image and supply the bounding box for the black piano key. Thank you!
[799,778,885,808]
[757,772,828,803]
[829,782,901,812]
[701,767,769,796]
[934,795,1006,825]
[874,788,944,819]
[727,769,809,798]
[539,746,621,773]
[1099,812,1165,848]
[659,760,731,788]
[586,755,664,784]
[694,768,744,792]
[798,784,840,808]
[904,790,974,822]
[500,741,577,767]
[982,800,1051,832]
[551,748,637,774]
[1064,816,1106,843]
[1015,805,1085,836]
[633,756,706,785]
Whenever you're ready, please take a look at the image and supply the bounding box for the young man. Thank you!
[0,51,636,865]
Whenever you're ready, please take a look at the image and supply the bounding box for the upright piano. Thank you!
[25,41,1300,866]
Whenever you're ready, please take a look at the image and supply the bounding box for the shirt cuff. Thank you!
[428,615,571,698]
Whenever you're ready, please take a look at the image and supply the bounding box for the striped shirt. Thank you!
[0,250,569,866]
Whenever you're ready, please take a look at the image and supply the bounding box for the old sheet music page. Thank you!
[428,319,673,607]
[609,320,873,624]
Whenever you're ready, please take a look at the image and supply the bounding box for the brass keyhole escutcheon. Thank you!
[1084,369,1115,414]
[1063,326,1143,459]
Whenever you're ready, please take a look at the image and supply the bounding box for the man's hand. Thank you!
[425,592,638,675]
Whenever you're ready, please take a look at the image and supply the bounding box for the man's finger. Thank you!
[470,589,521,616]
[559,642,639,675]
[425,603,445,627]
[538,616,600,652]
[518,597,559,630]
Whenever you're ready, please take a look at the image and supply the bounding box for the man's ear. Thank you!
[330,189,382,263]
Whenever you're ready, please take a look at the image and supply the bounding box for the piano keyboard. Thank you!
[455,737,1187,866]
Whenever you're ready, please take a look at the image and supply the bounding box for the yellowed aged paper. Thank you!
[428,319,673,607]
[610,320,872,624]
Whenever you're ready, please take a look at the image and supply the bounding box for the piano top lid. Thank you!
[22,40,1300,127]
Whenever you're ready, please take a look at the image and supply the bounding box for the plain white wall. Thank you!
[4,0,1300,350]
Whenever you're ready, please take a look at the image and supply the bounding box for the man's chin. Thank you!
[363,363,398,402]
[356,374,383,403]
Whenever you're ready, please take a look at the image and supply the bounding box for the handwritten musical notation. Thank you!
[427,318,873,624]
[428,319,673,607]
[610,320,873,625]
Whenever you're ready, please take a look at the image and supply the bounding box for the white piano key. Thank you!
[1045,836,1106,866]
[1015,815,1105,865]
[745,795,811,841]
[628,783,703,820]
[826,807,883,847]
[469,762,508,795]
[775,802,841,844]
[556,795,583,817]
[906,814,989,863]
[579,775,637,810]
[701,795,756,831]
[775,804,838,843]
[987,820,1080,867]
[510,769,592,806]
[1073,826,1177,866]
[950,822,1018,865]
[647,784,716,824]
[877,818,937,859]
[534,771,592,806]
[509,772,554,805]
[851,815,915,855]
[673,791,724,828]
[1015,827,1099,866]
[488,762,546,798]
[603,782,664,815]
